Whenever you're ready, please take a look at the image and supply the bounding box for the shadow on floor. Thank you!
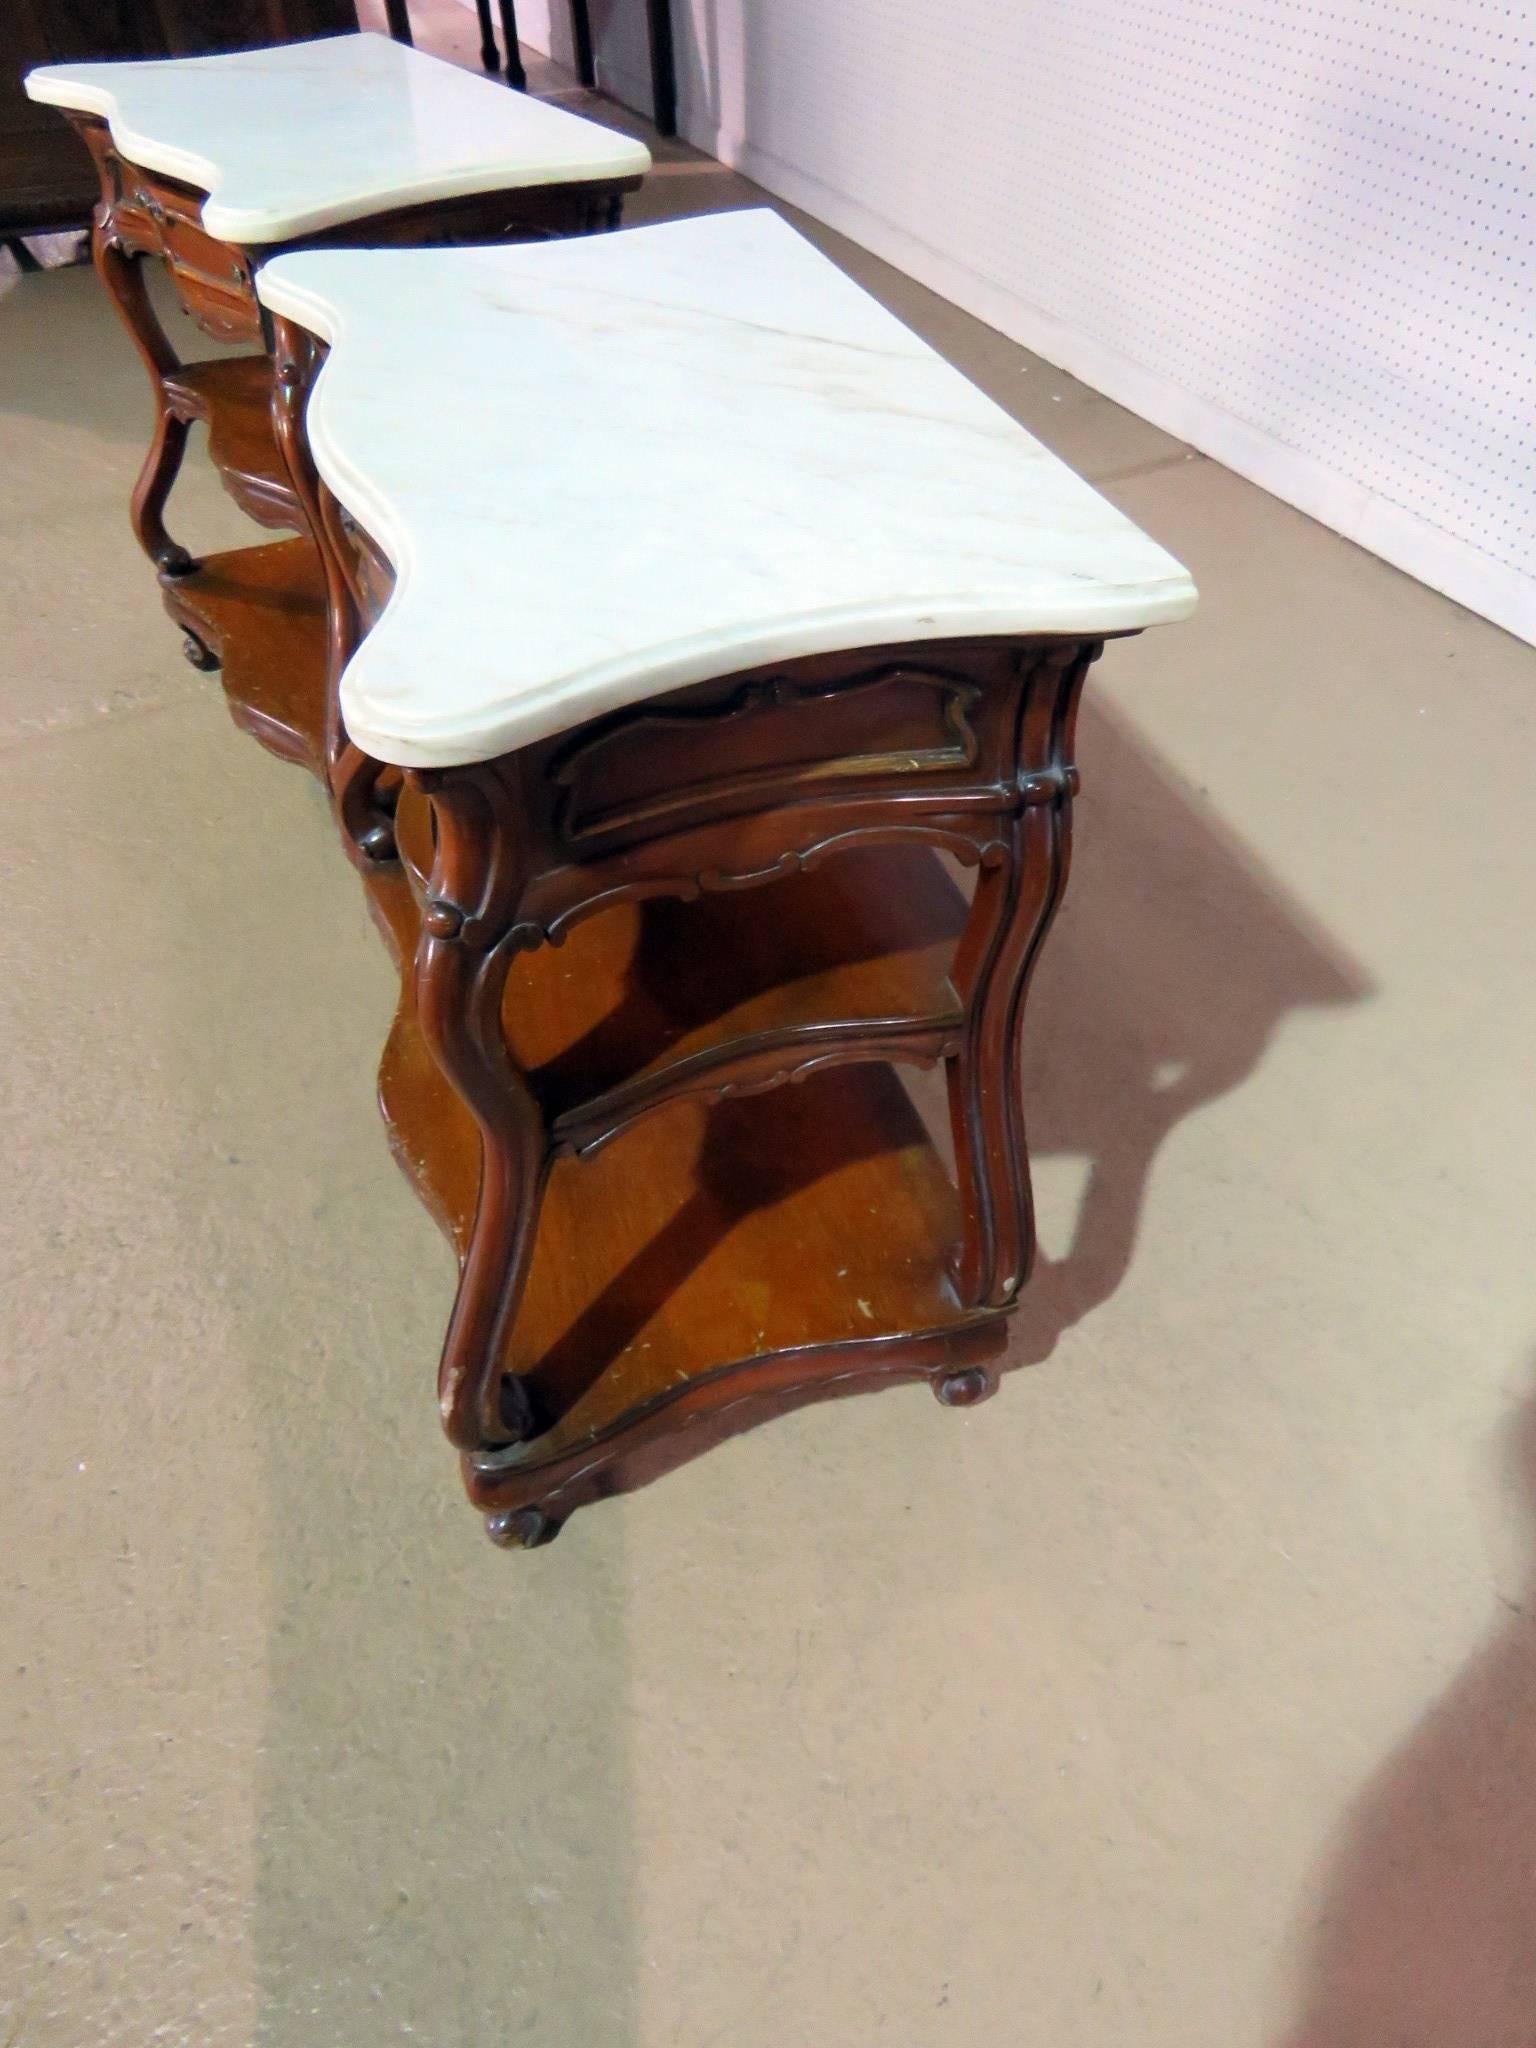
[1003,693,1372,1366]
[200,688,1372,2045]
[119,733,643,2047]
[1273,1372,1536,2047]
[245,1308,638,2047]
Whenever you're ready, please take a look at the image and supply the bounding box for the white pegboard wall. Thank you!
[668,0,1536,641]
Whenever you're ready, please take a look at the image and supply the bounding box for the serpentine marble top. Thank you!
[25,33,651,244]
[257,209,1198,768]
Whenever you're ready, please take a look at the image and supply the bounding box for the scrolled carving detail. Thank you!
[558,1031,966,1159]
[538,820,1011,948]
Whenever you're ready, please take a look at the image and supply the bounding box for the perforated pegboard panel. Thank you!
[672,0,1536,636]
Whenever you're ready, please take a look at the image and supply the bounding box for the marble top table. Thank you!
[25,32,651,243]
[257,208,1196,767]
[28,31,651,662]
[242,207,1198,1545]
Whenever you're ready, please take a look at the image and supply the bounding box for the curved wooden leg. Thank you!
[133,405,195,578]
[269,320,388,854]
[415,768,549,1451]
[91,221,196,577]
[946,818,1056,1307]
[419,925,549,1449]
[947,645,1093,1309]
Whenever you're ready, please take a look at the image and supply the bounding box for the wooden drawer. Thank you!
[548,655,992,848]
[112,153,262,343]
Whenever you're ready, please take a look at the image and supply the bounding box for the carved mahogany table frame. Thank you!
[399,629,1108,1545]
[263,346,1115,1539]
[88,296,1124,1548]
[60,163,1148,1545]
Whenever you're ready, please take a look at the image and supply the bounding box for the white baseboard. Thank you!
[679,110,1534,649]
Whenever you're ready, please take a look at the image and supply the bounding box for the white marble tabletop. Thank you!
[257,209,1198,769]
[25,33,651,244]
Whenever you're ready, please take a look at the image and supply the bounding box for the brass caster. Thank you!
[485,1507,561,1550]
[935,1366,995,1409]
[180,628,219,672]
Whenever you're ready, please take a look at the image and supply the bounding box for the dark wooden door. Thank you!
[2,0,359,238]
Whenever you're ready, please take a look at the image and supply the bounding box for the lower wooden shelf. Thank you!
[470,1065,1004,1530]
[160,538,327,775]
[368,846,1005,1540]
[162,355,301,532]
[169,578,1011,1540]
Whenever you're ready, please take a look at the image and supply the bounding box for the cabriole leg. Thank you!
[91,221,196,577]
[947,643,1095,1309]
[413,768,549,1451]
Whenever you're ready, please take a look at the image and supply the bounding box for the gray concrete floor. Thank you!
[4,18,1536,2048]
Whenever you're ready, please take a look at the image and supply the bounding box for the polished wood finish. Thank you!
[101,474,1104,1542]
[160,537,328,772]
[69,104,1122,1542]
[368,818,1010,1546]
[390,633,1097,1539]
[165,356,302,531]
